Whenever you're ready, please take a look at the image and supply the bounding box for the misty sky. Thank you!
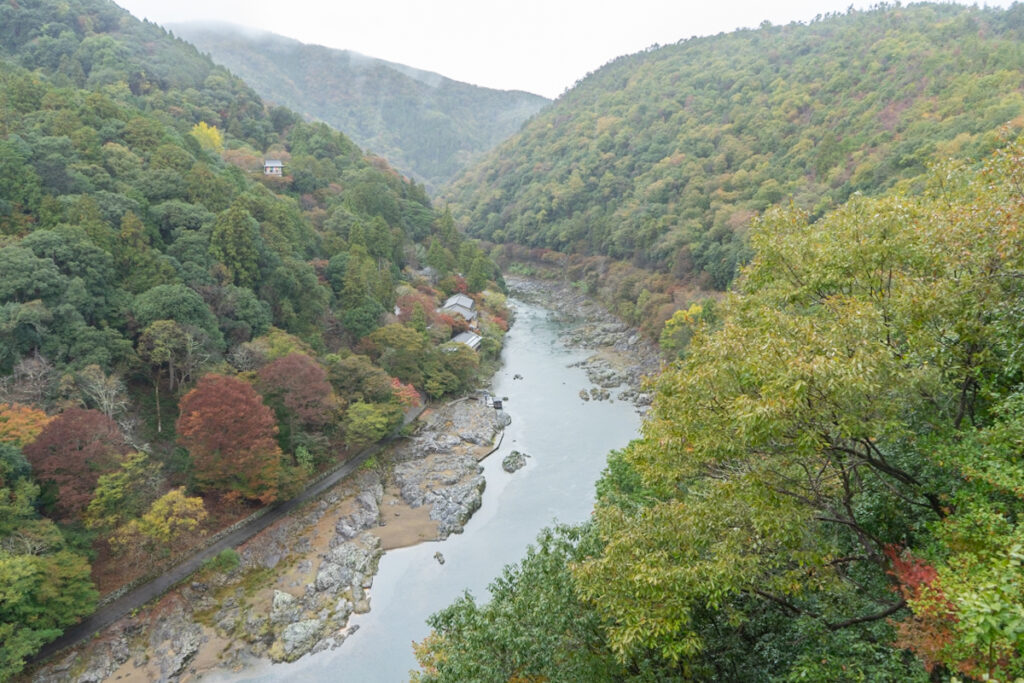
[115,0,1010,98]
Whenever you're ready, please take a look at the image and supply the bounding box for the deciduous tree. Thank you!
[0,402,52,447]
[22,408,128,521]
[176,374,283,503]
[256,353,334,451]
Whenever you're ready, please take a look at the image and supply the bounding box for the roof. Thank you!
[263,159,284,167]
[443,303,477,321]
[443,294,475,310]
[452,331,483,350]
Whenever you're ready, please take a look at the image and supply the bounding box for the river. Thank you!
[219,298,643,682]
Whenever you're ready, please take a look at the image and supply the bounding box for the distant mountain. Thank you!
[171,23,550,191]
[444,3,1024,289]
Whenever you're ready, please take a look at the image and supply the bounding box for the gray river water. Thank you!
[221,299,643,682]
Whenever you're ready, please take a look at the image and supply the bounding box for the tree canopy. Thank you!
[418,137,1024,681]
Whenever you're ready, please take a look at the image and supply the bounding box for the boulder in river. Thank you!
[502,450,528,473]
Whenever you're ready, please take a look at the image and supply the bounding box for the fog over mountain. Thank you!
[172,22,550,191]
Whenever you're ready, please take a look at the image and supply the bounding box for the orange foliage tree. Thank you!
[176,374,283,504]
[0,402,53,447]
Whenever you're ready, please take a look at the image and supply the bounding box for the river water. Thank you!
[222,299,643,682]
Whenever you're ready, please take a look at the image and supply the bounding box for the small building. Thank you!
[452,331,483,351]
[443,294,475,310]
[263,159,284,176]
[440,293,477,324]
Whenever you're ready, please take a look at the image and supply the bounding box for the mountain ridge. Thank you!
[170,21,550,191]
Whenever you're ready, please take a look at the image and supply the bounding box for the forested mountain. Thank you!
[170,23,550,191]
[446,3,1024,290]
[0,0,505,675]
[417,128,1024,683]
[411,4,1024,681]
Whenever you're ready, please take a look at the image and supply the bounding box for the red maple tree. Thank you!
[886,544,958,673]
[256,353,333,429]
[22,408,130,521]
[176,374,283,504]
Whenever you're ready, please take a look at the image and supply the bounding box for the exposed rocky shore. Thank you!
[507,276,660,412]
[29,277,659,682]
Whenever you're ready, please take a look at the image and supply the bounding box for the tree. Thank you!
[115,211,177,294]
[324,353,395,403]
[176,374,283,503]
[109,487,207,565]
[190,121,223,153]
[256,353,334,452]
[209,202,261,288]
[343,401,400,450]
[0,479,96,679]
[22,408,129,521]
[75,364,127,418]
[84,451,162,532]
[414,526,636,683]
[364,323,431,386]
[568,143,1024,677]
[0,402,52,447]
[132,284,223,348]
[137,320,196,434]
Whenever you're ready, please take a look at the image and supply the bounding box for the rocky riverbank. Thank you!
[507,276,661,411]
[29,278,658,683]
[28,399,503,683]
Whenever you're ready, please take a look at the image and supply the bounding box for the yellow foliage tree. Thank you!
[110,487,208,561]
[190,121,223,153]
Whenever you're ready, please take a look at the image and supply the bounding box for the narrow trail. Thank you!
[32,404,426,665]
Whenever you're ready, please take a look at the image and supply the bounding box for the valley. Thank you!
[3,2,1024,681]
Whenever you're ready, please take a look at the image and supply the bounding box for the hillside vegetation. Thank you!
[417,132,1024,683]
[0,0,505,675]
[172,23,550,191]
[415,4,1024,681]
[447,3,1024,291]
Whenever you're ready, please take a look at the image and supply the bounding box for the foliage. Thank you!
[176,374,283,504]
[343,401,401,450]
[84,451,162,532]
[22,407,128,520]
[422,137,1024,680]
[0,478,96,680]
[256,352,335,452]
[390,377,421,409]
[201,547,240,573]
[414,524,663,682]
[0,401,52,447]
[109,487,207,561]
[0,0,505,650]
[448,3,1024,293]
[190,121,223,153]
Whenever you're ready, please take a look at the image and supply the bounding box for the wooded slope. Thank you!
[446,3,1024,289]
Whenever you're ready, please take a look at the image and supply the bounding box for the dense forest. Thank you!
[415,131,1024,682]
[171,23,550,192]
[411,4,1024,681]
[446,3,1024,313]
[0,0,506,676]
[6,0,1024,680]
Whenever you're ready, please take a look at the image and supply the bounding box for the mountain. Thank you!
[445,3,1024,290]
[169,23,551,191]
[414,6,1024,681]
[0,0,504,674]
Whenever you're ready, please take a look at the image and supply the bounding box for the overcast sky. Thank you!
[116,0,1009,99]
